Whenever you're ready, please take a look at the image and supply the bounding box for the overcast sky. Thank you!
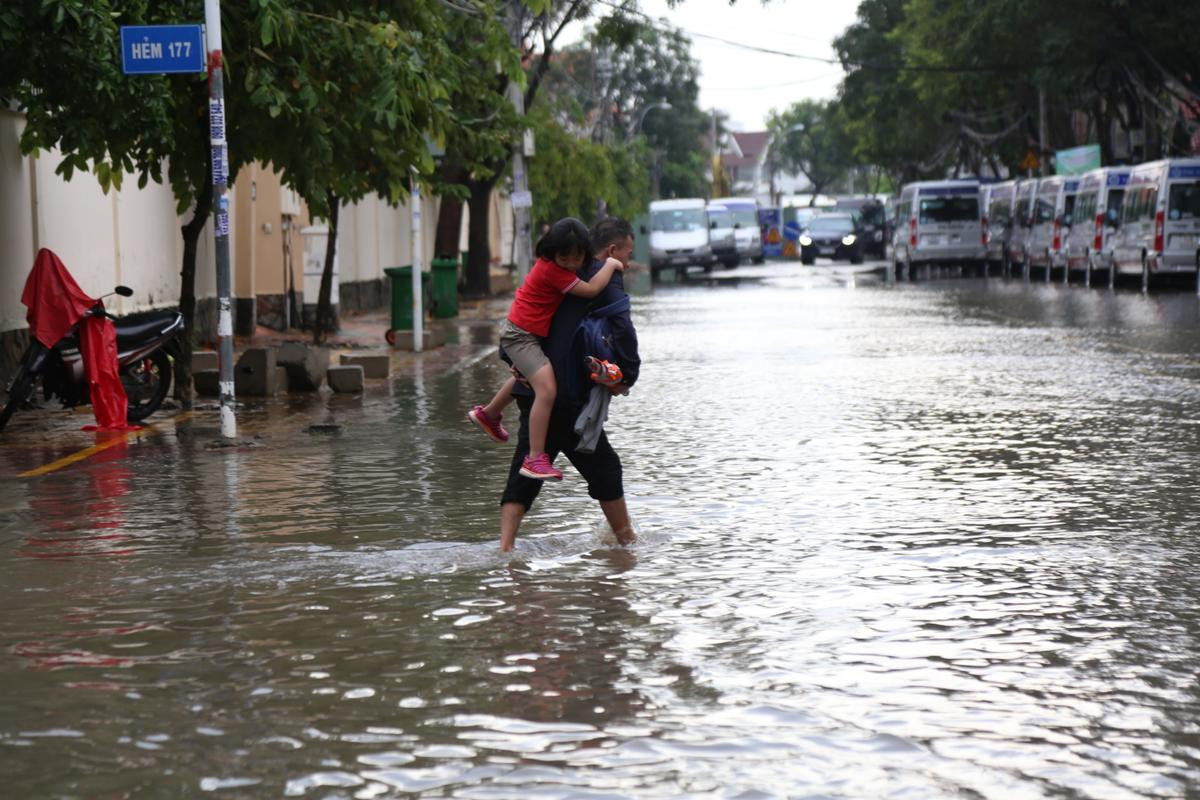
[561,0,861,132]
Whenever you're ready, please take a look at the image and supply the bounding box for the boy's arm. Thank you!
[567,258,622,298]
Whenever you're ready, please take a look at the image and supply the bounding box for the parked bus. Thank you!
[1063,166,1130,284]
[1112,158,1200,289]
[984,180,1018,272]
[1007,178,1040,276]
[1027,175,1080,279]
[710,197,764,265]
[891,180,986,273]
[705,202,740,269]
[648,198,716,279]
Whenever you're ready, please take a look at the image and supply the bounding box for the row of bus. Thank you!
[891,157,1200,289]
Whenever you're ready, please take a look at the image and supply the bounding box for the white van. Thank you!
[1062,166,1130,282]
[891,180,986,271]
[710,197,763,264]
[1006,178,1040,274]
[1112,158,1200,288]
[705,201,740,269]
[648,198,716,278]
[1027,175,1080,278]
[984,180,1018,270]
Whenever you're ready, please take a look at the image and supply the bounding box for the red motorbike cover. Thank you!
[21,248,95,348]
[79,313,135,431]
[21,249,135,431]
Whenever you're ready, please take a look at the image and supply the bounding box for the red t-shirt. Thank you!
[507,257,581,336]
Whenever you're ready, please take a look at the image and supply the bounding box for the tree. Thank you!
[1,0,460,397]
[230,2,456,343]
[431,0,590,298]
[526,106,650,228]
[833,0,1200,182]
[538,15,711,200]
[767,100,855,203]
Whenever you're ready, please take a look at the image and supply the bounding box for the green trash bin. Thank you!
[383,265,430,333]
[429,257,460,319]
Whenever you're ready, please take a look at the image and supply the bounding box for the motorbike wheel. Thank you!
[0,365,34,433]
[122,350,172,423]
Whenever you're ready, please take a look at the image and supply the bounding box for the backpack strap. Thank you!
[589,294,630,318]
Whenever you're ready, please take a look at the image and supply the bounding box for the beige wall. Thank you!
[0,109,229,334]
[1,105,494,337]
[338,191,440,282]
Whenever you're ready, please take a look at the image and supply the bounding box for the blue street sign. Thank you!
[121,25,205,75]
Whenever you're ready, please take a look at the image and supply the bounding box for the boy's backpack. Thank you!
[562,294,630,405]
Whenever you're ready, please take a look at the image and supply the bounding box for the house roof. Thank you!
[725,130,770,169]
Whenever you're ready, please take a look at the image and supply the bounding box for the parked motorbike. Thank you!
[0,286,183,431]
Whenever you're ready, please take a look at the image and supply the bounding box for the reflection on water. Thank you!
[3,269,1200,796]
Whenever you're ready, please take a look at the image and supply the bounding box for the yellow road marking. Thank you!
[18,411,195,478]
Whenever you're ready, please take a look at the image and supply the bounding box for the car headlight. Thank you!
[799,235,812,247]
[842,234,857,246]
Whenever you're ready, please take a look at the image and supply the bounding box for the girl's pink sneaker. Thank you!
[468,405,509,443]
[519,452,562,481]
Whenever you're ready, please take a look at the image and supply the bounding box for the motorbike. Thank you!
[0,286,183,431]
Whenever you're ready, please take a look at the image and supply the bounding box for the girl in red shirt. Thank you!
[469,217,624,480]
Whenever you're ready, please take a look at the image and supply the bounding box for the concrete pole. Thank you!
[1038,86,1047,177]
[204,0,236,440]
[508,81,533,281]
[410,172,423,353]
[506,3,532,281]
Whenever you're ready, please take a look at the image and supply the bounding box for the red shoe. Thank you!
[468,405,509,443]
[519,451,562,481]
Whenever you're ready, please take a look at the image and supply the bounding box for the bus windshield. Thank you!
[919,197,979,224]
[1168,182,1200,220]
[731,209,758,227]
[652,209,707,232]
[708,209,733,228]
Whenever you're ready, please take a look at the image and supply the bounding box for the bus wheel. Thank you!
[1141,255,1151,294]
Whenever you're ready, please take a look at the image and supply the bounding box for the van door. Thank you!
[916,189,979,254]
[1165,167,1200,268]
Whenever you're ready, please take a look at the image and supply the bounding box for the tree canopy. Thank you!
[831,0,1200,183]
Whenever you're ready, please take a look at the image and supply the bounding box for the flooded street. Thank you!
[5,262,1200,798]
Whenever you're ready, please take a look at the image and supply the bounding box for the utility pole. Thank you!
[1038,86,1047,177]
[410,170,423,352]
[204,0,236,440]
[507,3,533,281]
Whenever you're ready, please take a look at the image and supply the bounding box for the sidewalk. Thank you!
[232,292,512,379]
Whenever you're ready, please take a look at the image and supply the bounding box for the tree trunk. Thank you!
[313,188,339,345]
[434,197,463,259]
[463,178,496,298]
[175,179,213,410]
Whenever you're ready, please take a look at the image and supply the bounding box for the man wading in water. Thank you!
[494,217,641,552]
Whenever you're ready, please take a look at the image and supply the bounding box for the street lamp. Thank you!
[633,101,672,136]
[767,122,805,207]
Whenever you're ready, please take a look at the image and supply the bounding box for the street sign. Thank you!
[120,25,205,75]
[1020,150,1040,172]
[1055,144,1101,176]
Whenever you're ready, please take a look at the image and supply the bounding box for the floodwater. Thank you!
[4,262,1200,798]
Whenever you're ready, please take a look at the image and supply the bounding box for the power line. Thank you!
[706,73,843,92]
[590,0,1076,74]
